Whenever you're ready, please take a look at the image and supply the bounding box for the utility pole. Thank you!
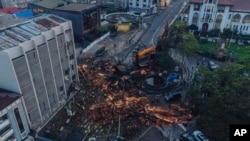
[115,115,124,141]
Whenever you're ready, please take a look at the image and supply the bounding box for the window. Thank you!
[72,75,76,80]
[65,69,69,75]
[232,14,241,22]
[217,6,224,13]
[143,4,146,7]
[243,15,250,24]
[0,124,11,135]
[43,101,46,111]
[247,26,249,31]
[228,14,231,19]
[0,114,8,121]
[129,2,132,5]
[206,6,211,12]
[5,134,15,141]
[60,86,64,92]
[71,65,74,71]
[14,108,25,134]
[70,54,74,60]
[194,4,200,11]
[53,93,56,103]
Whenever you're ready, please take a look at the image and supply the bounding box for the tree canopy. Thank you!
[169,21,200,55]
[189,62,250,141]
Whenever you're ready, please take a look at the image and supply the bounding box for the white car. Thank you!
[192,130,209,141]
[208,61,218,70]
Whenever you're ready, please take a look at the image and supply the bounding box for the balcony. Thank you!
[1,129,14,141]
[0,119,10,131]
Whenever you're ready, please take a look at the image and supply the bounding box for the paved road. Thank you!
[141,0,187,47]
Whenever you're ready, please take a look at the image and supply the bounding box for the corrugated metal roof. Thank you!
[0,14,67,51]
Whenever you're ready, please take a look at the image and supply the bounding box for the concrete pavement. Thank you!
[76,26,146,66]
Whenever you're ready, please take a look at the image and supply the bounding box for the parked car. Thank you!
[207,61,218,71]
[192,130,209,141]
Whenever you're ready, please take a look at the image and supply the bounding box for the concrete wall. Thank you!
[82,31,110,53]
[0,52,20,93]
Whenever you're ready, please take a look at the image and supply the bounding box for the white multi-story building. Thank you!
[0,13,79,130]
[0,88,32,141]
[128,0,157,15]
[188,0,250,35]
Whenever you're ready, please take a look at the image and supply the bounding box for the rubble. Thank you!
[77,58,192,129]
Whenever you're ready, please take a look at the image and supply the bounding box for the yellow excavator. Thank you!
[132,46,156,65]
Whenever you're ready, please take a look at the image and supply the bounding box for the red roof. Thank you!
[189,0,250,12]
[231,0,250,12]
[0,7,19,14]
[218,0,233,5]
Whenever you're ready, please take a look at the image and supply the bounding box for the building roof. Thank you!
[30,0,68,9]
[14,9,34,19]
[31,0,96,11]
[0,88,21,111]
[0,13,27,30]
[231,0,250,12]
[0,14,66,51]
[55,3,96,12]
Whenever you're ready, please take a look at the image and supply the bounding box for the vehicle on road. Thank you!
[207,61,218,71]
[192,130,209,141]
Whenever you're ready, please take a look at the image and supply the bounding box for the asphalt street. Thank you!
[141,0,187,46]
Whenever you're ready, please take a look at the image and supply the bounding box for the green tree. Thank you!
[168,21,200,62]
[177,32,200,55]
[189,62,250,141]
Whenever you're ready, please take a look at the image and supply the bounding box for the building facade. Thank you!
[0,13,79,130]
[0,88,32,141]
[128,0,157,15]
[188,0,250,35]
